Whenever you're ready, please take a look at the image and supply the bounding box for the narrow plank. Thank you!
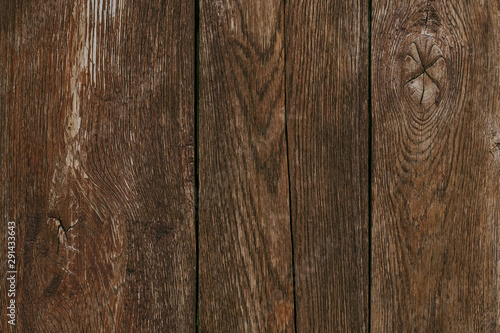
[285,0,370,331]
[198,0,294,331]
[0,0,195,331]
[0,1,15,331]
[372,0,500,331]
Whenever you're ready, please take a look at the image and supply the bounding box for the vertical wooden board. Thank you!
[198,0,294,331]
[372,0,500,331]
[285,0,370,331]
[0,1,14,330]
[0,0,195,331]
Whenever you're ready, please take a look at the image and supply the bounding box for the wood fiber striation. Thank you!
[0,0,195,331]
[286,0,370,331]
[199,0,294,331]
[372,0,500,331]
[403,35,446,109]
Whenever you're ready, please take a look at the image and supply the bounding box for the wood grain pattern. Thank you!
[403,35,447,109]
[372,0,500,331]
[198,0,294,331]
[4,0,500,331]
[285,0,370,331]
[0,0,195,331]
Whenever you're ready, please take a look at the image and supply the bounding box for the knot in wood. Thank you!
[403,36,446,109]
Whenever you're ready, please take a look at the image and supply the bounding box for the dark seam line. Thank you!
[404,58,443,87]
[406,73,424,85]
[420,73,425,104]
[406,53,420,64]
[368,0,373,331]
[283,0,297,331]
[414,43,426,73]
[424,55,444,70]
[194,0,200,331]
[423,71,441,90]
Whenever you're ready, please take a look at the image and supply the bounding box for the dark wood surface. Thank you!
[372,0,500,331]
[285,0,370,332]
[0,0,196,331]
[2,0,500,332]
[198,0,294,331]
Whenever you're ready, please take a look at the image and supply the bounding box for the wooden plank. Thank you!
[0,1,15,330]
[198,0,294,331]
[372,0,500,331]
[0,0,195,331]
[285,0,370,331]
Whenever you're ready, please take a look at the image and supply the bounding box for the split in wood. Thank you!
[403,36,446,109]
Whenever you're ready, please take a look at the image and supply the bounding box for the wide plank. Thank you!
[0,0,195,331]
[372,0,500,331]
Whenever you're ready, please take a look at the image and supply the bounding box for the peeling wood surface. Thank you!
[372,0,500,331]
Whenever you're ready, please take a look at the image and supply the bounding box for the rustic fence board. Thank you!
[1,0,500,331]
[198,0,295,331]
[0,0,196,331]
[372,0,500,331]
[285,0,370,331]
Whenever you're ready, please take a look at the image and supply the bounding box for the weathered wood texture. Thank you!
[372,0,500,331]
[0,0,195,331]
[198,0,294,331]
[5,0,500,331]
[285,0,370,332]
